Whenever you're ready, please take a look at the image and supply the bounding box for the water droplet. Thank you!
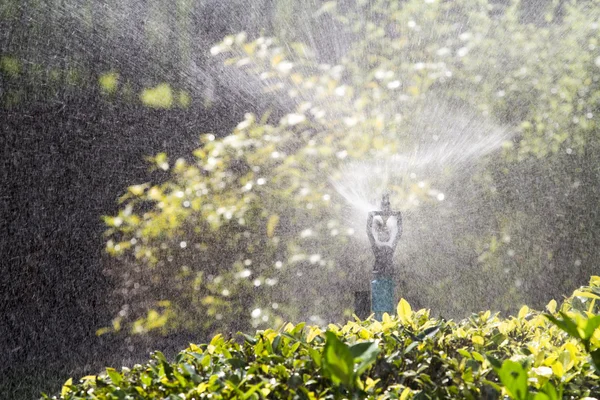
[285,113,306,125]
[238,269,252,278]
[300,229,313,238]
[515,279,523,287]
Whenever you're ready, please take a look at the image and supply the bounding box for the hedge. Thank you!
[47,277,600,399]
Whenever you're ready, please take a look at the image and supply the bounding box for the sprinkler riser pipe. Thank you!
[371,276,395,321]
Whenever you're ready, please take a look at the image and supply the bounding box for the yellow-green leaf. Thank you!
[266,215,279,238]
[307,327,322,343]
[472,335,484,346]
[61,378,73,397]
[518,305,530,319]
[400,387,412,400]
[546,299,557,313]
[397,298,412,324]
[552,361,564,378]
[140,83,173,109]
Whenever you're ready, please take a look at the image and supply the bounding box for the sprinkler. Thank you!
[367,193,402,320]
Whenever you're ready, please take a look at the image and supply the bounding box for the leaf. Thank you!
[518,305,529,319]
[322,331,355,388]
[266,215,279,238]
[551,361,564,378]
[472,351,485,362]
[404,341,419,355]
[582,315,600,340]
[307,327,322,343]
[496,360,529,400]
[272,335,282,354]
[546,300,557,313]
[314,1,336,17]
[539,381,560,400]
[589,349,600,372]
[240,332,258,345]
[457,349,472,359]
[397,298,412,324]
[61,378,73,397]
[349,341,380,376]
[544,312,581,340]
[485,354,502,369]
[106,368,122,385]
[573,290,600,300]
[472,335,484,346]
[140,83,173,109]
[400,387,412,400]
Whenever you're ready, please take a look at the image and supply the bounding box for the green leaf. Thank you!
[544,312,581,340]
[272,335,282,354]
[495,360,529,400]
[349,341,380,376]
[106,368,122,385]
[582,315,600,340]
[538,381,560,400]
[589,349,600,372]
[240,332,258,345]
[417,325,441,340]
[322,331,355,388]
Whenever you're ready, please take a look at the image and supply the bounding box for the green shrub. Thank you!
[48,278,600,399]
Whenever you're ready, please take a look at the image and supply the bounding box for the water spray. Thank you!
[366,193,402,320]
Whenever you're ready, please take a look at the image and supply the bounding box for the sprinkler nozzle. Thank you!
[381,192,391,212]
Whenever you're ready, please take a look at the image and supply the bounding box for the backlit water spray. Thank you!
[330,100,512,315]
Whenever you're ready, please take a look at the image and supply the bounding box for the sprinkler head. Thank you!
[367,192,402,278]
[380,192,391,213]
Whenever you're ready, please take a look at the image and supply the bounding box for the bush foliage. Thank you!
[50,278,600,399]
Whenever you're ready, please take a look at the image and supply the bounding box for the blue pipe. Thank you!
[371,276,395,321]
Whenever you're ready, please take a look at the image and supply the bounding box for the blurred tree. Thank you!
[103,0,600,337]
